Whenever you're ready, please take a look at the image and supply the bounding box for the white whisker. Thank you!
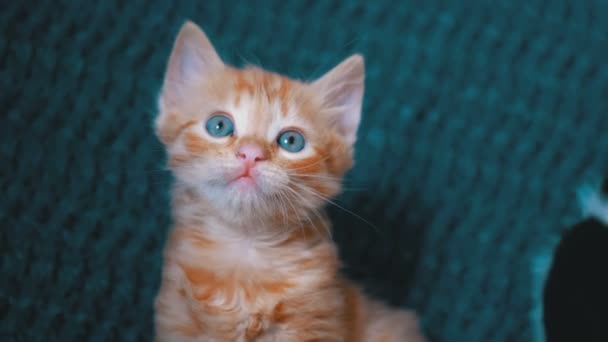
[289,182,378,232]
[283,186,322,233]
[286,172,368,192]
[286,173,343,181]
[283,186,332,239]
[275,190,290,227]
[286,155,331,172]
[281,188,309,235]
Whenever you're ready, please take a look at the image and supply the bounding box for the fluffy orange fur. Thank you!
[154,21,426,341]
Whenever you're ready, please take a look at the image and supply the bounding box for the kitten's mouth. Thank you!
[229,169,258,188]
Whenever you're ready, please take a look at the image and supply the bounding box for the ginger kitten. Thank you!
[154,21,426,341]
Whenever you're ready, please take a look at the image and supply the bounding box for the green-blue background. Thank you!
[2,1,607,341]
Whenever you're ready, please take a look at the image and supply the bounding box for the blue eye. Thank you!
[205,114,234,137]
[277,130,305,152]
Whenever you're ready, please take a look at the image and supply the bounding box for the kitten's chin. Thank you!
[183,165,296,223]
[196,181,276,222]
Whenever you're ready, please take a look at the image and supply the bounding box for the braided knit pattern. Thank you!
[2,1,607,341]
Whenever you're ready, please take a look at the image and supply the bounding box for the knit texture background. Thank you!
[2,1,608,341]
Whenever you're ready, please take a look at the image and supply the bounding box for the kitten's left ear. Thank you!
[311,54,365,146]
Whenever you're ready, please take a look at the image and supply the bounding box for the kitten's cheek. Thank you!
[172,161,213,188]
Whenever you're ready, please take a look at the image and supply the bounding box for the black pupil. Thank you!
[216,120,224,131]
[287,135,295,145]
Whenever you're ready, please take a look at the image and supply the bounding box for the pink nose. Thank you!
[236,143,267,165]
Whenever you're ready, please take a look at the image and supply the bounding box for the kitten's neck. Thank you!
[168,184,339,278]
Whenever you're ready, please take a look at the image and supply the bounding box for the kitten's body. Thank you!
[154,21,425,341]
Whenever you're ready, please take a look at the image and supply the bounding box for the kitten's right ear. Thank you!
[161,21,224,105]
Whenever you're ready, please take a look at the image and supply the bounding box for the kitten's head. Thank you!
[156,21,364,223]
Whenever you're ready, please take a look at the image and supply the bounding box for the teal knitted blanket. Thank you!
[2,1,607,341]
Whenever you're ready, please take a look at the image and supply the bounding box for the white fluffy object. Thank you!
[578,184,608,225]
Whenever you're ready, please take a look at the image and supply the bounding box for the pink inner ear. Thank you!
[337,87,363,139]
[164,22,224,86]
[175,42,208,83]
[312,54,365,145]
